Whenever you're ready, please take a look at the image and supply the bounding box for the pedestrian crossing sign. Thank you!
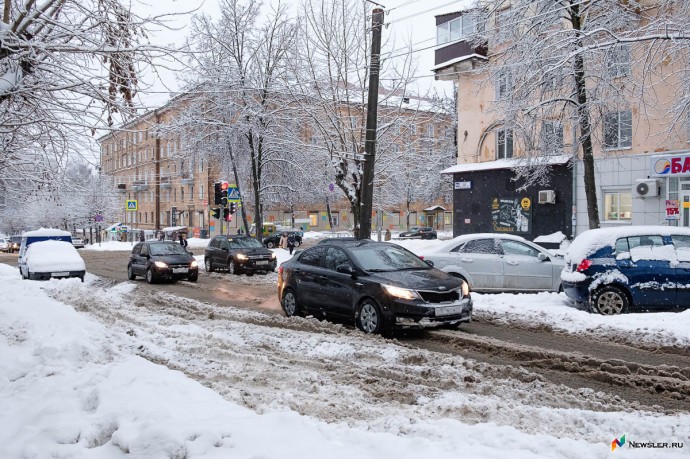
[126,200,138,211]
[228,184,240,202]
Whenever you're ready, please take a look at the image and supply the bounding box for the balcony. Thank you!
[133,180,148,192]
[160,176,172,189]
[180,173,194,185]
[433,40,487,80]
[117,183,127,193]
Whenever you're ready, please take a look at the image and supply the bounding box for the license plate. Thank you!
[435,305,465,317]
[172,268,188,273]
[52,272,69,277]
[256,260,269,265]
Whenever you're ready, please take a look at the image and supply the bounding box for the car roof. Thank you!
[566,225,690,263]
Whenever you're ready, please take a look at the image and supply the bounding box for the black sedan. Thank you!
[277,239,472,334]
[205,235,277,275]
[263,231,302,248]
[128,241,198,284]
[399,226,437,240]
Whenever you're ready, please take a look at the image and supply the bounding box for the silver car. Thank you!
[424,233,565,293]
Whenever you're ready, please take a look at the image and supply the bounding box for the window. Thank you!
[324,248,350,271]
[501,240,540,258]
[604,110,632,149]
[495,69,512,99]
[604,191,632,221]
[495,8,512,41]
[496,128,513,159]
[455,239,501,254]
[300,247,326,267]
[607,45,630,78]
[199,185,204,200]
[309,213,318,227]
[540,121,563,155]
[426,125,434,139]
[436,14,477,46]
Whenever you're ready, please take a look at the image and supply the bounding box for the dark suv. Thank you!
[205,235,277,275]
[128,241,198,284]
[278,239,472,334]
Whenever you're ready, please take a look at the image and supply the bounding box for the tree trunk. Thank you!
[3,0,10,24]
[247,128,263,241]
[571,3,600,229]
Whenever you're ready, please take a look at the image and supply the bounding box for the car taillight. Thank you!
[278,265,283,275]
[576,259,592,272]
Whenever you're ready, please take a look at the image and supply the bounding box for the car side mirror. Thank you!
[187,251,194,256]
[538,252,548,261]
[222,247,228,251]
[425,259,435,267]
[336,263,357,277]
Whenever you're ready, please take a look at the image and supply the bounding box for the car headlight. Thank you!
[154,261,168,268]
[190,260,198,268]
[236,254,248,261]
[382,284,420,300]
[460,280,470,298]
[271,253,277,260]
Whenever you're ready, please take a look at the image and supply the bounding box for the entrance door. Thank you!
[681,192,690,227]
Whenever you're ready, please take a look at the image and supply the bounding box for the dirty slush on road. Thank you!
[45,275,689,448]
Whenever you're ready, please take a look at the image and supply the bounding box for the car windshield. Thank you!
[149,243,188,256]
[228,237,263,249]
[349,245,430,272]
[408,227,421,232]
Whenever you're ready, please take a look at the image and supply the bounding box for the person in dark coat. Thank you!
[178,234,188,248]
[287,232,296,255]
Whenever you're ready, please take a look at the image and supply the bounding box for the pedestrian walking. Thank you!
[287,232,296,255]
[178,233,188,249]
[385,228,391,241]
[279,233,288,250]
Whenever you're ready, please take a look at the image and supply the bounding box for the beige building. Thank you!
[434,6,690,238]
[100,92,455,239]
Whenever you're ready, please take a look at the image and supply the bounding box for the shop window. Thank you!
[604,191,632,221]
[309,213,318,227]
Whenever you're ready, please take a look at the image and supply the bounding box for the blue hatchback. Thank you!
[561,226,690,314]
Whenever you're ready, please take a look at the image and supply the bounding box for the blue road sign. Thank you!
[227,184,240,202]
[126,200,138,211]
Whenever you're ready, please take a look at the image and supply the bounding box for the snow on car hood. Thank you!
[24,240,85,272]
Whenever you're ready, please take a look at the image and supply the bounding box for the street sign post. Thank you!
[227,184,240,202]
[125,200,138,211]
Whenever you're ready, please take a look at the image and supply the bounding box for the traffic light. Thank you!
[214,182,222,205]
[220,181,229,207]
[229,202,237,214]
[211,208,220,219]
[223,208,231,221]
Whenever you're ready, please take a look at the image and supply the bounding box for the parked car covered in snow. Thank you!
[18,228,85,282]
[0,237,8,252]
[424,233,565,292]
[71,236,85,249]
[561,226,690,315]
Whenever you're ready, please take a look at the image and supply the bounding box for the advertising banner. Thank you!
[491,197,532,234]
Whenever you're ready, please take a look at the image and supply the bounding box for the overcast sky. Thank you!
[133,0,469,108]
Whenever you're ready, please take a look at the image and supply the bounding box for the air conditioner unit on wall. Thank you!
[634,179,659,198]
[538,190,556,204]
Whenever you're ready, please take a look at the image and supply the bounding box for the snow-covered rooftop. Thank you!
[441,155,571,175]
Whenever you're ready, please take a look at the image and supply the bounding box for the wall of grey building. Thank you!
[451,163,574,241]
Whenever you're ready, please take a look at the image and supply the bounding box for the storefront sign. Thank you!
[666,200,680,220]
[454,181,472,190]
[650,153,690,177]
[491,197,532,234]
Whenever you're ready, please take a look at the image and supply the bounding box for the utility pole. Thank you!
[359,7,384,240]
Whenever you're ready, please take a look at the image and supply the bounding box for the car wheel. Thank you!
[282,288,305,317]
[266,241,275,248]
[205,258,214,273]
[188,274,198,282]
[146,268,155,284]
[294,240,300,247]
[127,264,136,280]
[228,260,238,275]
[357,299,384,334]
[591,286,629,315]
